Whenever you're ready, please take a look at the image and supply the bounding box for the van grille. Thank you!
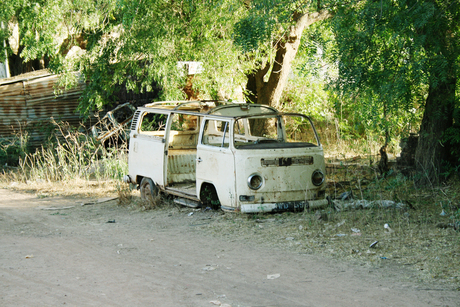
[261,156,313,167]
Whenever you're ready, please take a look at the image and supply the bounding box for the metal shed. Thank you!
[0,70,90,147]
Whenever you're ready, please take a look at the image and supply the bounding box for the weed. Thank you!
[117,182,133,206]
[0,129,29,167]
[135,193,167,211]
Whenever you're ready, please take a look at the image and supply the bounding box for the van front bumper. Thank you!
[239,198,329,213]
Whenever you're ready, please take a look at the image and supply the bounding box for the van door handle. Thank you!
[196,157,202,163]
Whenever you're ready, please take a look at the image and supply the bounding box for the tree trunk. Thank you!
[414,77,456,186]
[245,10,331,108]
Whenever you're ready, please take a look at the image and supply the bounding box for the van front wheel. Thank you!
[140,177,158,204]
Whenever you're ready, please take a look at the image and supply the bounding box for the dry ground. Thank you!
[1,185,459,307]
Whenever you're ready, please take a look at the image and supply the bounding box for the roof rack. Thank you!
[206,103,278,115]
[144,100,230,112]
[142,100,280,117]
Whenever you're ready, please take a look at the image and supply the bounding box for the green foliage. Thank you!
[280,17,421,144]
[76,0,248,112]
[3,0,458,178]
[233,0,338,53]
[232,0,339,92]
[0,0,117,63]
[331,0,460,157]
[0,134,28,167]
[280,21,336,121]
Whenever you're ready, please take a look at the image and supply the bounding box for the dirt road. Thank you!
[0,188,458,306]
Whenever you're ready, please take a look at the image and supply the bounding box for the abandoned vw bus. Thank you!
[123,101,328,213]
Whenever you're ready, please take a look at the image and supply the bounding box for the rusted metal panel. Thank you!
[0,71,92,148]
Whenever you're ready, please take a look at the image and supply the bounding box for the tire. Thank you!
[140,177,158,203]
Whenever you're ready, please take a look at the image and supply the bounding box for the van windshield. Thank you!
[233,115,320,149]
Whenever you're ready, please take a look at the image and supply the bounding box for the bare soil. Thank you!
[1,187,459,306]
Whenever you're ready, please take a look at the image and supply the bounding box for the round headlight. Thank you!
[248,174,263,190]
[312,170,325,186]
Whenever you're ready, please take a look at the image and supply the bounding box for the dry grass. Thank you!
[0,120,128,199]
[115,183,172,211]
[137,193,165,210]
[207,203,459,286]
[0,178,120,199]
[117,183,134,206]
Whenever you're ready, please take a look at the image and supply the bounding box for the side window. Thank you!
[202,119,229,148]
[140,112,168,136]
[170,114,198,132]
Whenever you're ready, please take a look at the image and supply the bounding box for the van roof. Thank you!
[142,100,279,117]
[144,100,220,112]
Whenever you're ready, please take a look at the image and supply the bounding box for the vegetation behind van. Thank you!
[123,101,328,213]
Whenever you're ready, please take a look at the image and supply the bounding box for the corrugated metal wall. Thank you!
[0,71,92,147]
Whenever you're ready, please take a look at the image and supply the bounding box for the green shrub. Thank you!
[0,133,29,167]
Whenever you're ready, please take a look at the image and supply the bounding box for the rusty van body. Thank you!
[123,101,328,213]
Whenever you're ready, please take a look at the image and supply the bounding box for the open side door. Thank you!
[128,111,169,186]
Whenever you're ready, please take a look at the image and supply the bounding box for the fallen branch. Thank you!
[81,197,118,206]
[40,206,75,210]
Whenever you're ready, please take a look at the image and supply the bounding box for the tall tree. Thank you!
[234,0,332,108]
[332,0,460,184]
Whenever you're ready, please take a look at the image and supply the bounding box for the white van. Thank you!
[123,101,328,213]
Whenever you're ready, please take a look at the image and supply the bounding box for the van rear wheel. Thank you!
[140,177,158,204]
